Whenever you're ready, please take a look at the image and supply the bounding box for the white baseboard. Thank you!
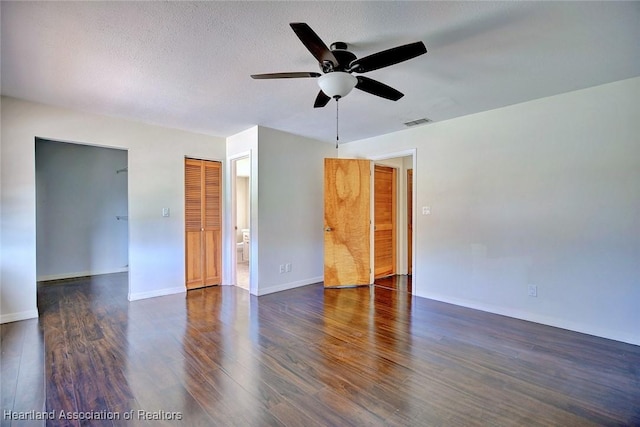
[419,292,640,347]
[37,267,129,282]
[0,309,39,324]
[128,286,185,301]
[256,276,323,296]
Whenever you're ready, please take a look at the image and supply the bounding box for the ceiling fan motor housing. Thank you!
[321,42,356,73]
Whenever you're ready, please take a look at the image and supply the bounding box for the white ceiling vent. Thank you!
[404,118,432,127]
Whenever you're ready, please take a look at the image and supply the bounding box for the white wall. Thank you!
[226,126,333,296]
[4,79,637,344]
[0,96,225,323]
[36,140,129,280]
[255,127,334,295]
[340,77,640,345]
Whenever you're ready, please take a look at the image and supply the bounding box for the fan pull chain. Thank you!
[335,98,339,149]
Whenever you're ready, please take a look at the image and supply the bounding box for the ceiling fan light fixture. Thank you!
[318,72,357,99]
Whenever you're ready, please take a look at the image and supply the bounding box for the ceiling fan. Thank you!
[251,23,427,108]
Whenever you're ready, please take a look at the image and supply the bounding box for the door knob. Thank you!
[325,227,333,232]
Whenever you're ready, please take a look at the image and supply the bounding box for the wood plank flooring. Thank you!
[375,274,412,293]
[1,273,639,426]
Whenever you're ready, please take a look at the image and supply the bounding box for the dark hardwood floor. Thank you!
[374,274,412,293]
[1,273,639,426]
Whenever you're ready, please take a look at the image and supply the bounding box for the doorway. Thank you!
[231,155,251,290]
[322,154,415,292]
[374,164,397,279]
[35,139,129,289]
[372,153,414,293]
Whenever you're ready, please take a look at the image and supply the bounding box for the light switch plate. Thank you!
[162,208,170,217]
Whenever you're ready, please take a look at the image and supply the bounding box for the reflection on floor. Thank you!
[374,274,412,293]
[237,260,249,290]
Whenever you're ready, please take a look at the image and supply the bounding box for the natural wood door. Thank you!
[185,158,222,290]
[374,165,396,278]
[407,169,413,275]
[324,158,371,287]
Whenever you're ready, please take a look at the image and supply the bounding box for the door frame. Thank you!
[373,164,397,278]
[369,149,416,283]
[228,151,254,293]
[184,157,223,289]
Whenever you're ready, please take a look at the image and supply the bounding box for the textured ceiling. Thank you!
[2,1,639,143]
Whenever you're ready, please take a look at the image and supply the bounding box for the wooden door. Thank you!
[374,165,396,278]
[185,158,222,290]
[324,158,371,287]
[407,169,413,275]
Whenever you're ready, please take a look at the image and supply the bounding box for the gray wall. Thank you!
[36,140,128,280]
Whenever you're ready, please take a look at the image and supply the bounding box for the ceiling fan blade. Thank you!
[314,90,331,108]
[251,72,321,79]
[349,41,427,73]
[290,23,339,67]
[355,76,404,101]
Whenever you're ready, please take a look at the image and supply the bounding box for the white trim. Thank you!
[227,151,253,293]
[183,155,226,292]
[37,267,129,282]
[369,160,375,284]
[128,286,186,301]
[0,310,39,324]
[34,135,129,151]
[228,151,252,162]
[411,151,417,289]
[369,148,417,161]
[368,149,417,282]
[421,292,640,347]
[256,277,323,296]
[227,155,240,287]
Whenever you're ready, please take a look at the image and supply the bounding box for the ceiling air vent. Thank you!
[404,118,432,127]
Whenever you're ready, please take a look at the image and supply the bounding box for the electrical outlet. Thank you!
[279,264,285,274]
[528,285,538,297]
[285,263,292,272]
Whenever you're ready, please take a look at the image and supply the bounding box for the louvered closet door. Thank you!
[202,161,222,285]
[374,165,396,278]
[185,158,222,290]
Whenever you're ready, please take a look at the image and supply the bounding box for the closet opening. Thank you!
[185,158,222,289]
[35,138,129,307]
